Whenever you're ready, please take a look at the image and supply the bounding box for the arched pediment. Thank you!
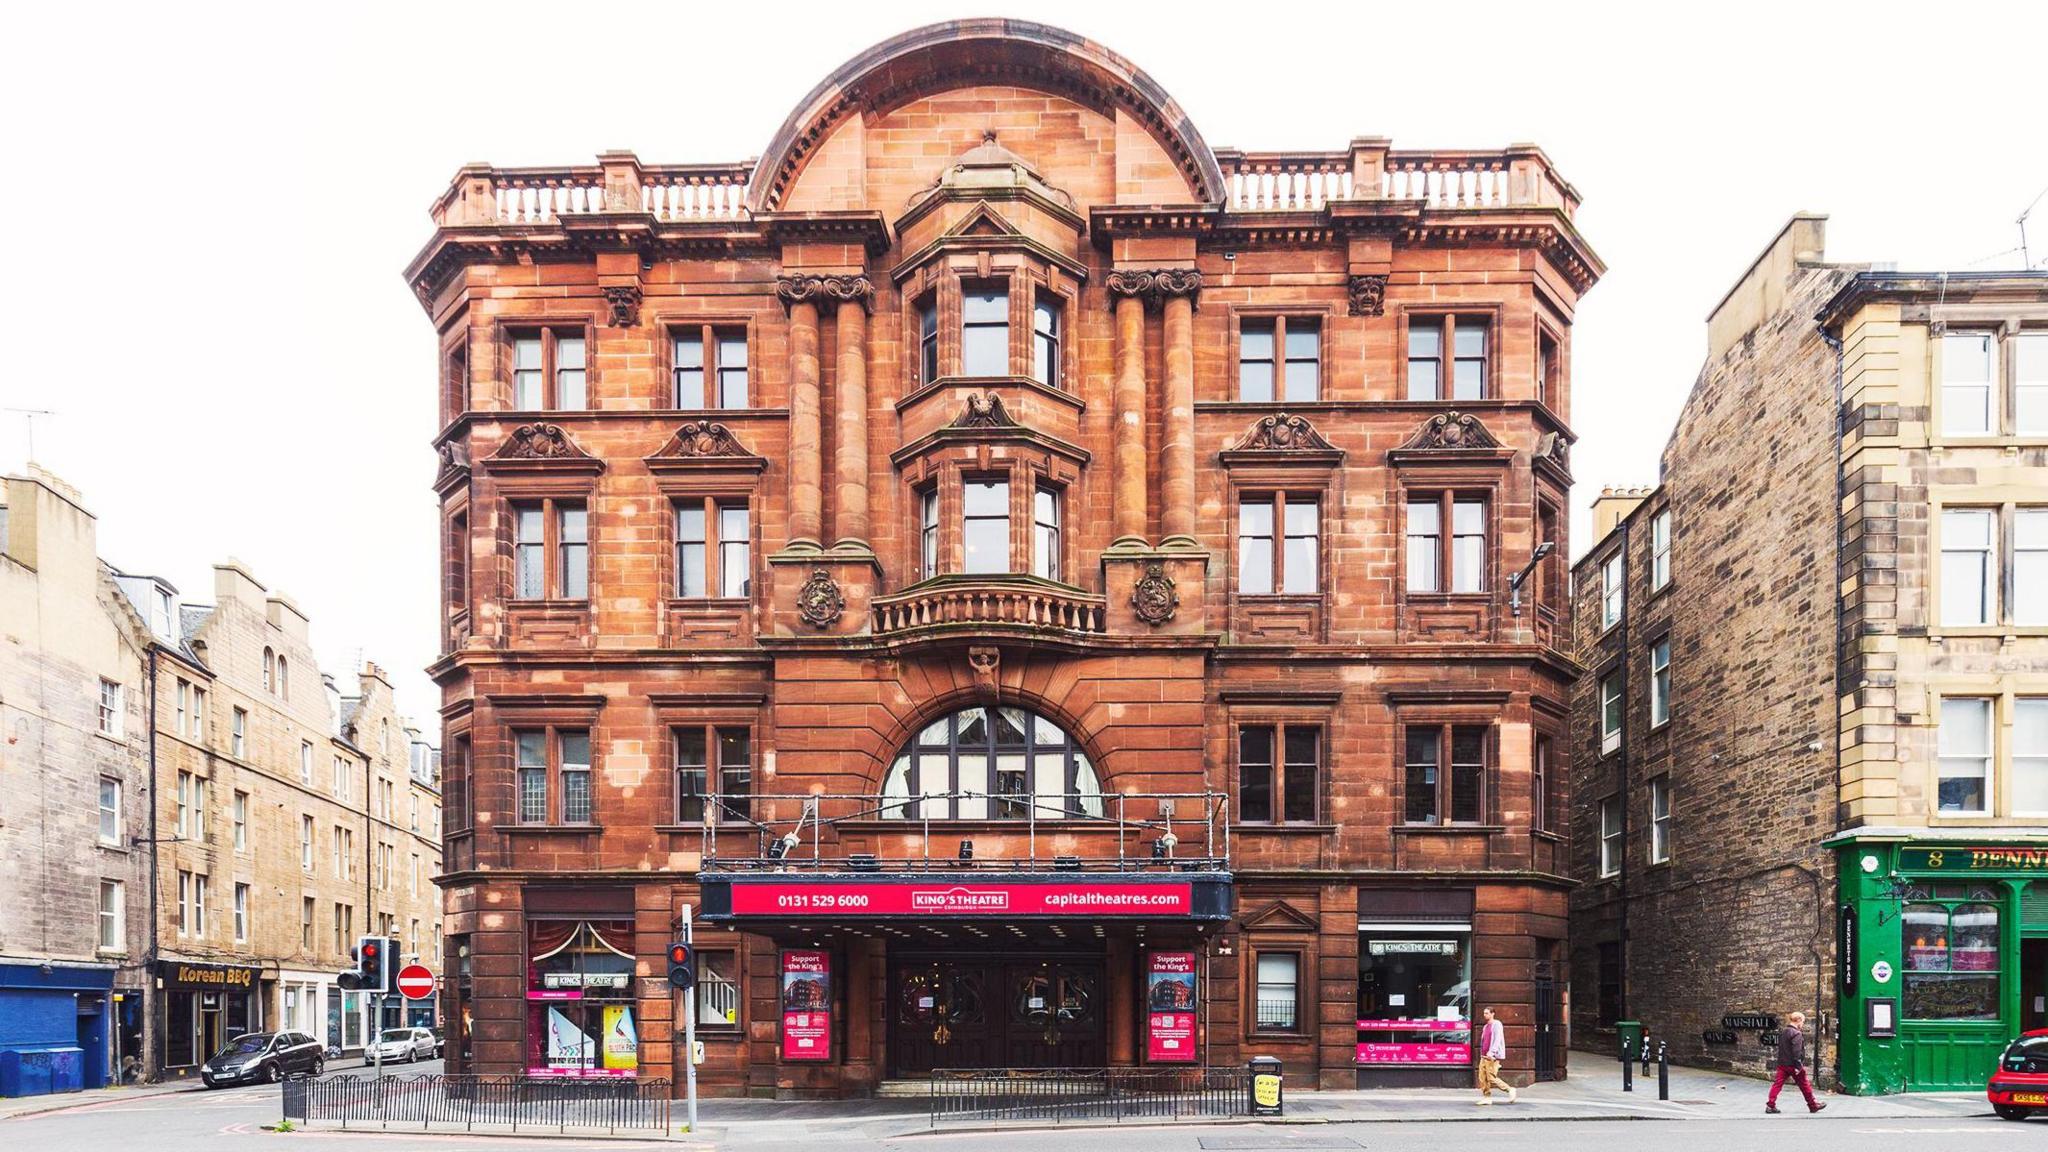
[750,19,1225,213]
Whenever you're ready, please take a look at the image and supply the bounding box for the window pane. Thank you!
[1942,332,1992,383]
[515,506,545,599]
[1239,360,1274,403]
[2016,698,2048,814]
[2016,510,2047,625]
[2020,335,2048,433]
[1453,319,1486,359]
[1240,328,1274,360]
[1239,498,1274,595]
[1282,499,1318,594]
[1406,500,1441,592]
[1451,499,1484,592]
[673,336,705,407]
[963,479,1008,517]
[1407,325,1442,400]
[1282,728,1318,823]
[1449,726,1483,823]
[962,289,1008,376]
[1254,953,1297,1031]
[676,729,707,822]
[1404,728,1438,824]
[963,480,1010,574]
[1238,727,1273,822]
[719,506,751,597]
[1940,509,1992,625]
[963,289,1007,322]
[1283,326,1319,402]
[1937,697,1991,812]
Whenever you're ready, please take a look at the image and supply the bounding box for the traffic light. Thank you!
[666,940,695,991]
[356,935,391,992]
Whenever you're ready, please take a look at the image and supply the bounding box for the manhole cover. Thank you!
[1196,1131,1359,1139]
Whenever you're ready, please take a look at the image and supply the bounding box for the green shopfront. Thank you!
[1833,836,2048,1092]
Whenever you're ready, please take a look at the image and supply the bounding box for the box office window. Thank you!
[527,919,638,1077]
[694,948,740,1031]
[1901,886,2001,1021]
[1357,932,1472,1065]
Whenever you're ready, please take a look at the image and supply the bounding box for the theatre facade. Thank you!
[408,20,1600,1095]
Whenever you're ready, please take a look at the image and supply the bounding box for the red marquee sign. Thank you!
[731,880,1195,918]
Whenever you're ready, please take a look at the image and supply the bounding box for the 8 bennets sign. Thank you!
[1897,845,2048,873]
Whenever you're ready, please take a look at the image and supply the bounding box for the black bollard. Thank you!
[1657,1041,1669,1101]
[1622,1041,1633,1092]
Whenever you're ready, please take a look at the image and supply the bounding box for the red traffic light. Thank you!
[363,941,381,958]
[667,943,691,965]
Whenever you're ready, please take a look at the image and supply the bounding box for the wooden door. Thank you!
[1002,962,1105,1068]
[889,960,1001,1075]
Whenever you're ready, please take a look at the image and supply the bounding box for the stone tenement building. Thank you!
[1569,214,2048,1095]
[141,564,445,1079]
[0,469,153,1094]
[0,468,441,1093]
[410,20,1599,1095]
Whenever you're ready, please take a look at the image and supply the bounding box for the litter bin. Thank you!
[1616,1020,1644,1063]
[1248,1056,1283,1116]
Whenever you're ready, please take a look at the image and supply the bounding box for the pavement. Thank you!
[0,1054,2009,1149]
[0,1051,433,1123]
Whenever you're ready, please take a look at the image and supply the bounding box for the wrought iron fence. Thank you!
[282,1073,671,1134]
[927,1067,1252,1126]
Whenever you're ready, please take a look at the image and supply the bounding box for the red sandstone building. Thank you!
[408,20,1600,1095]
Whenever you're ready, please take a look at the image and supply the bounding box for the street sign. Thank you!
[396,964,436,1000]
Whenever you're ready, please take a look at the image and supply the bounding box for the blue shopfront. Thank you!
[0,962,114,1097]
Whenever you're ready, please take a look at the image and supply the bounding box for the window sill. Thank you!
[507,599,591,610]
[1403,591,1491,601]
[1247,1029,1312,1041]
[1234,822,1340,835]
[96,840,129,854]
[503,823,604,835]
[1648,580,1674,601]
[898,374,1082,414]
[1394,823,1506,834]
[1531,829,1564,843]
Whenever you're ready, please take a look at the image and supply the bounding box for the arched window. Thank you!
[276,655,289,699]
[262,647,275,693]
[881,705,1101,820]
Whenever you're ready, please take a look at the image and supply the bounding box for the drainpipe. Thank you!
[1617,517,1632,1026]
[1820,317,1848,1086]
[143,645,161,1081]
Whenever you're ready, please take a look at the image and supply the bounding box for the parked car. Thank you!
[1991,1029,2048,1121]
[200,1031,324,1087]
[368,1026,438,1064]
[429,1028,445,1058]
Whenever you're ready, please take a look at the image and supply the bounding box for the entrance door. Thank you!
[888,954,1106,1075]
[2024,939,2048,1034]
[1533,974,1560,1081]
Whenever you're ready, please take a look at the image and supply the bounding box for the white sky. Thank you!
[4,1,2043,722]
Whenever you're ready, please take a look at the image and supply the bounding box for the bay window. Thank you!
[961,286,1009,376]
[962,479,1010,574]
[1033,486,1061,581]
[1402,723,1488,825]
[1032,295,1062,388]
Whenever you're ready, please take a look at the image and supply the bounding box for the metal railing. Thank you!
[928,1067,1251,1126]
[700,790,1231,871]
[282,1073,671,1134]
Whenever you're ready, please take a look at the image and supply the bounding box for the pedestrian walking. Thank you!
[1765,1011,1825,1114]
[1474,1006,1517,1104]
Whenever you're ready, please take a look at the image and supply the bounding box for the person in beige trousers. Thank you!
[1476,1006,1517,1104]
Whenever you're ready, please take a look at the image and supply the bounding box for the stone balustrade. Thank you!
[871,578,1106,636]
[427,143,1579,229]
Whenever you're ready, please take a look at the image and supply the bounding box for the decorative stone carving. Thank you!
[1105,268,1203,310]
[495,423,590,460]
[433,441,470,490]
[1346,274,1388,317]
[1131,562,1179,626]
[775,274,875,312]
[1399,411,1503,451]
[1231,412,1336,453]
[603,284,642,328]
[655,420,754,459]
[796,567,844,628]
[1535,431,1570,469]
[967,646,1001,697]
[953,391,1015,428]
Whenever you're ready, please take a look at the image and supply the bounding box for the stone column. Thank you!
[776,278,825,549]
[833,285,874,550]
[1160,282,1200,547]
[1108,284,1150,548]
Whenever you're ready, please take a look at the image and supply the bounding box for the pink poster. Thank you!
[1356,1042,1471,1064]
[1145,951,1198,1063]
[780,950,831,1062]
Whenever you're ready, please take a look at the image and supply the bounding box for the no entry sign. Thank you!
[396,964,436,1000]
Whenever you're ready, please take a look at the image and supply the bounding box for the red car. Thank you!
[1990,1029,2048,1121]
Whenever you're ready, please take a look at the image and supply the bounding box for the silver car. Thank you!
[368,1026,437,1063]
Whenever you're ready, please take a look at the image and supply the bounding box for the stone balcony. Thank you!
[871,575,1106,639]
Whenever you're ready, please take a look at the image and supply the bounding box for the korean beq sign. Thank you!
[732,880,1195,917]
[1145,951,1198,1063]
[780,950,832,1062]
